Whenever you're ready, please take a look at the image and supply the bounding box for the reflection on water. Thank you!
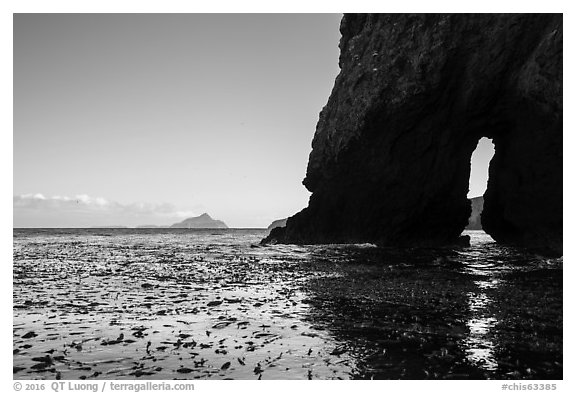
[464,289,498,370]
[13,229,562,380]
[465,315,497,370]
[300,231,562,379]
[461,236,502,371]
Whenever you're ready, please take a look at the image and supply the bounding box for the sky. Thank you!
[13,13,494,228]
[469,137,495,199]
[13,13,343,228]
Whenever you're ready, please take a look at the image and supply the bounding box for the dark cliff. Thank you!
[264,14,562,254]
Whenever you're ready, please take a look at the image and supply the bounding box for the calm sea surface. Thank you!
[13,229,562,380]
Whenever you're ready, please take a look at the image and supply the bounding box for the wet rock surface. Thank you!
[265,14,562,254]
[13,229,561,380]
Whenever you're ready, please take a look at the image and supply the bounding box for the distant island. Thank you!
[267,218,287,231]
[170,213,228,229]
[87,214,228,229]
[466,196,484,230]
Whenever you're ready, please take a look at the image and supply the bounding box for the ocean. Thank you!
[13,229,562,380]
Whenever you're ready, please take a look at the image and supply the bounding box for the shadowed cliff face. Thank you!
[264,14,562,254]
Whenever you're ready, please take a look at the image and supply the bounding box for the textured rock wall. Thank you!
[265,14,562,254]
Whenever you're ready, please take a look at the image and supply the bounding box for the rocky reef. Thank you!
[264,14,562,254]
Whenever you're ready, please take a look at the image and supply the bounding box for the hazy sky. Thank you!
[14,13,343,227]
[469,137,495,199]
[14,13,494,228]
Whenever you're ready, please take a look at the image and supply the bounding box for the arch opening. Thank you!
[466,137,495,231]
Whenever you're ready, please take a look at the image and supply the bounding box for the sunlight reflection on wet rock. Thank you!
[13,229,562,380]
[464,314,498,370]
[462,246,502,372]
